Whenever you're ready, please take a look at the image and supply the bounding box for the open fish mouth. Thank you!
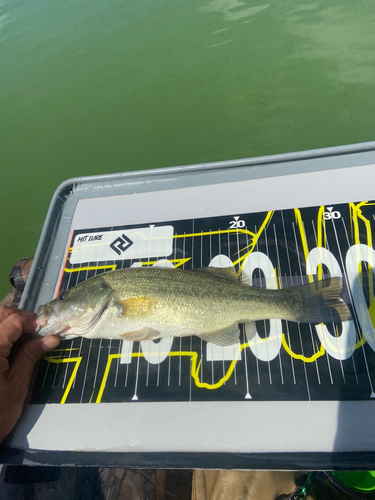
[36,304,70,336]
[36,315,64,336]
[36,315,49,329]
[36,304,51,326]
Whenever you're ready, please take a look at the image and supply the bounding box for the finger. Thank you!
[0,306,19,323]
[0,313,37,359]
[0,307,36,318]
[0,357,10,374]
[8,336,60,388]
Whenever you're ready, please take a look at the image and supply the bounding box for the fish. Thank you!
[35,266,352,346]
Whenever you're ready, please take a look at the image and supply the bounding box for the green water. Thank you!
[0,0,375,300]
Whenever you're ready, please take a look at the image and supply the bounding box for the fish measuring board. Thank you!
[8,147,375,467]
[31,201,375,406]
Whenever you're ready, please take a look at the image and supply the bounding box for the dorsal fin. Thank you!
[194,266,238,282]
[239,271,251,286]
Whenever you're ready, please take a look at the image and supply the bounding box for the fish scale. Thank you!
[36,267,352,346]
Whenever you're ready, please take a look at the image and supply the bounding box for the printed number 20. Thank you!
[229,217,245,229]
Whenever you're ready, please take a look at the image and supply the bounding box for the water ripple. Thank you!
[0,2,9,32]
[200,0,270,22]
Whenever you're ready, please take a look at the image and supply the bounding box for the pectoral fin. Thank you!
[199,324,240,346]
[122,327,161,341]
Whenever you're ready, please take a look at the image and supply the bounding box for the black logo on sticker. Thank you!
[110,234,133,255]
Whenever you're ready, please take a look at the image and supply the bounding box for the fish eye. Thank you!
[59,292,68,301]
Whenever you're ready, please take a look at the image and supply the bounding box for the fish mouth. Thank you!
[36,316,63,337]
[36,304,72,337]
[36,304,51,328]
[36,294,113,338]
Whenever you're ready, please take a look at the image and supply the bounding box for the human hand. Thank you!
[0,307,60,443]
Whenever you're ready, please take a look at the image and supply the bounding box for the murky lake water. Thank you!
[0,0,375,298]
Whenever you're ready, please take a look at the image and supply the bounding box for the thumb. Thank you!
[8,336,60,387]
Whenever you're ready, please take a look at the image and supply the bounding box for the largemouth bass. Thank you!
[36,267,351,346]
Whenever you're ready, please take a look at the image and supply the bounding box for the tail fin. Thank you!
[282,277,352,324]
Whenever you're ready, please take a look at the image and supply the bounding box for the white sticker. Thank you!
[70,225,174,264]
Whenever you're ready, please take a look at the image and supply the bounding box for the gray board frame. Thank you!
[4,141,375,468]
[19,140,375,312]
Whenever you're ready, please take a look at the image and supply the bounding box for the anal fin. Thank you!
[199,324,240,346]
